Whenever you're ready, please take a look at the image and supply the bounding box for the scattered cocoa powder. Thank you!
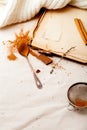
[7,29,31,60]
[7,53,17,60]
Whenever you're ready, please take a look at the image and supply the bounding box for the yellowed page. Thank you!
[32,6,87,63]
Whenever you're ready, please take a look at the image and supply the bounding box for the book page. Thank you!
[32,6,87,63]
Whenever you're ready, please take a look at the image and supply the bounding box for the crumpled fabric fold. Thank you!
[0,0,87,28]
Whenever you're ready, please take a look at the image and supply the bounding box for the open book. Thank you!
[30,6,87,64]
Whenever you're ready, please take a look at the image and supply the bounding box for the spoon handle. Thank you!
[26,57,42,89]
[33,71,43,89]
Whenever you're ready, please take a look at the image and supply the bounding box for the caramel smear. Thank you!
[75,98,87,107]
[7,29,31,60]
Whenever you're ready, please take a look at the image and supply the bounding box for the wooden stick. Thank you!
[30,49,53,65]
[78,19,87,41]
[74,18,87,45]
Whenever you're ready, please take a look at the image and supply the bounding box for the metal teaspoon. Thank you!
[17,43,43,89]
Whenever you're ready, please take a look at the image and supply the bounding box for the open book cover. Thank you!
[31,6,87,64]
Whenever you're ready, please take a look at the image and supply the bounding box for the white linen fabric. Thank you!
[0,0,87,28]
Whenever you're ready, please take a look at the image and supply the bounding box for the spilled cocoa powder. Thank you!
[7,53,17,61]
[7,29,31,60]
[6,29,53,65]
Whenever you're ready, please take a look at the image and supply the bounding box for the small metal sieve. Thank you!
[67,82,87,109]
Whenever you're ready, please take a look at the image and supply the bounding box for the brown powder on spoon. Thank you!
[7,29,31,60]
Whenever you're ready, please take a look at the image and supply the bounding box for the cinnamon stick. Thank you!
[74,18,87,45]
[30,49,53,65]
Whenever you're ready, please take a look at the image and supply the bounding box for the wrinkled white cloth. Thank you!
[0,0,87,28]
